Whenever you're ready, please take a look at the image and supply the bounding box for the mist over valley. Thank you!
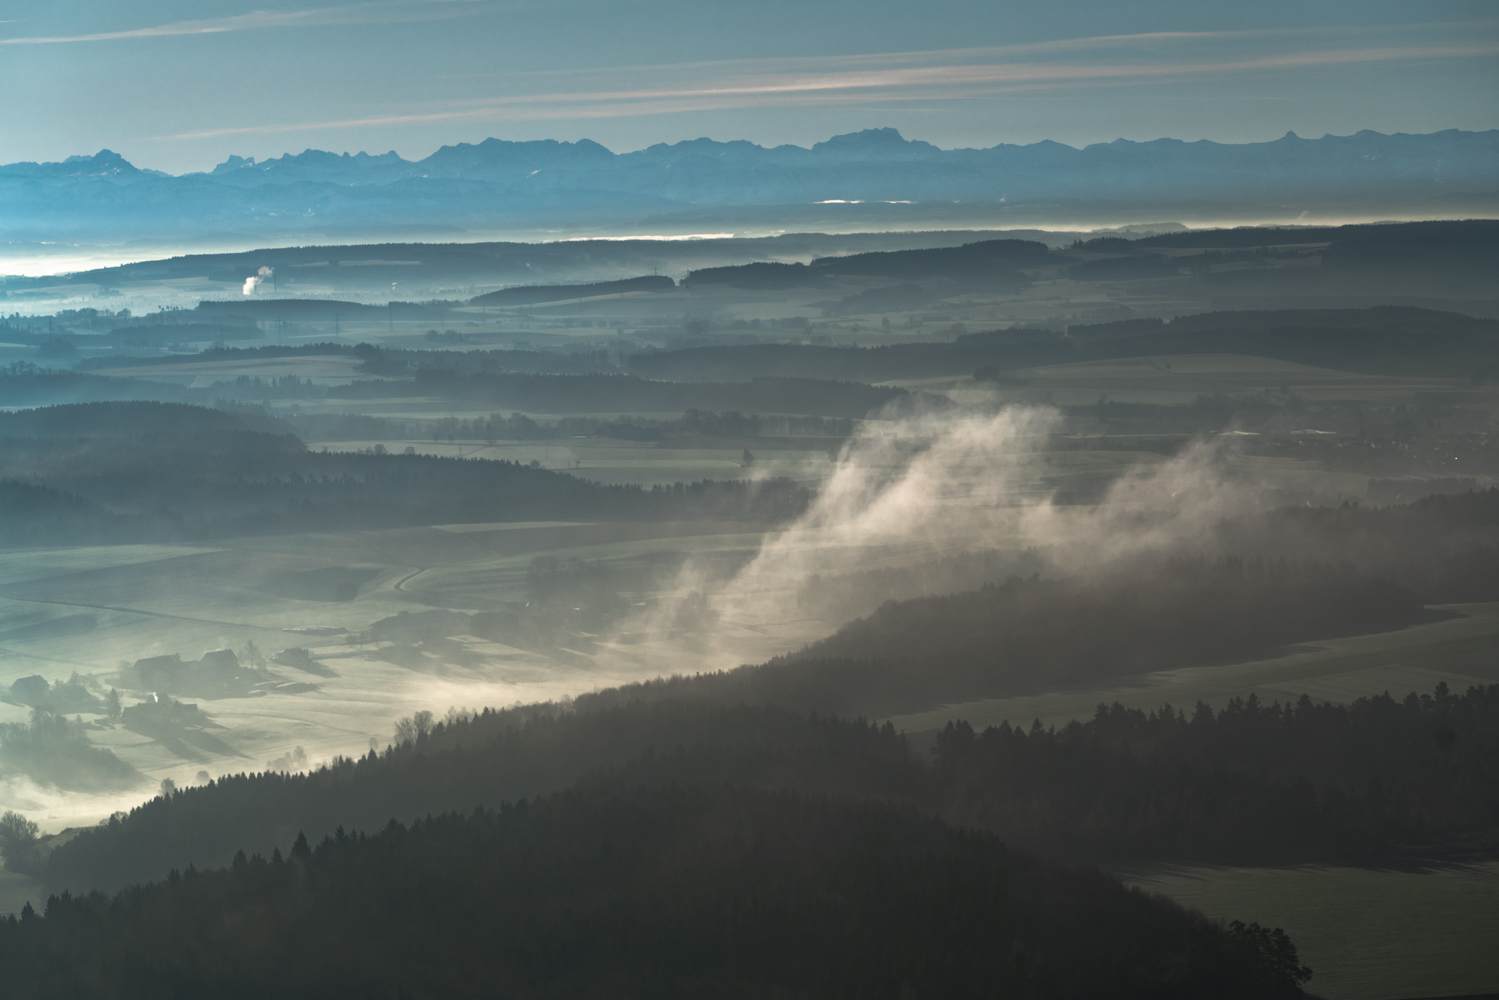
[1,4,1498,994]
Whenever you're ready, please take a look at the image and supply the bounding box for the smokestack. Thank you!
[242,266,274,296]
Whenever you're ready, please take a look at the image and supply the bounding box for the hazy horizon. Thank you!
[1,3,1494,173]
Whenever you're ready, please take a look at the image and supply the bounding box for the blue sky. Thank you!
[1,0,1495,172]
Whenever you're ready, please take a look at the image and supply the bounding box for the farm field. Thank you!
[889,602,1499,742]
[1120,861,1499,1000]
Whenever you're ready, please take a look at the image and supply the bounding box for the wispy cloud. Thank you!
[0,1,482,45]
[159,31,1499,141]
[438,20,1499,85]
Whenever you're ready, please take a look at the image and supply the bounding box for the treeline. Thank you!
[44,704,918,893]
[0,402,810,546]
[628,334,1073,382]
[468,273,674,305]
[0,365,349,407]
[1060,392,1306,435]
[934,683,1499,862]
[1079,221,1499,296]
[195,298,437,321]
[1130,220,1499,289]
[684,239,1049,289]
[0,472,809,548]
[0,366,195,407]
[286,409,857,445]
[422,409,847,445]
[77,342,366,372]
[627,306,1498,382]
[81,341,619,378]
[1213,488,1499,602]
[330,370,907,417]
[357,343,618,376]
[10,786,1306,999]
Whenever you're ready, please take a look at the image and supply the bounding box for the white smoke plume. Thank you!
[242,266,273,296]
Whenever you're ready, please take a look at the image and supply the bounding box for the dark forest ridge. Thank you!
[12,785,1308,998]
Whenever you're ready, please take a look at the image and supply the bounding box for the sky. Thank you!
[0,0,1495,173]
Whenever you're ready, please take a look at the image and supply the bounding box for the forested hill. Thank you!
[41,680,1499,895]
[0,402,808,545]
[628,306,1499,382]
[13,786,1306,999]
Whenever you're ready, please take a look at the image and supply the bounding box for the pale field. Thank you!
[890,602,1499,741]
[1120,861,1499,1000]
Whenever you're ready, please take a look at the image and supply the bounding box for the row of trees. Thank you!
[42,681,1499,895]
[0,402,814,546]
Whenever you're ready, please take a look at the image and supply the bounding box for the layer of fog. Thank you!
[600,402,1269,677]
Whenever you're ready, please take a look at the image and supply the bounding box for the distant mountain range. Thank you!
[2,128,1496,242]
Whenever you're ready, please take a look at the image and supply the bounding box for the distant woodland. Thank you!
[630,307,1499,383]
[0,402,809,545]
